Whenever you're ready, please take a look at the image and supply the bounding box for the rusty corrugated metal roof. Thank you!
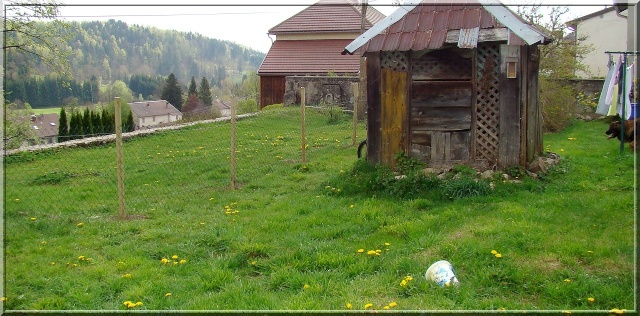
[269,0,386,34]
[258,39,361,75]
[361,0,500,53]
[343,0,551,55]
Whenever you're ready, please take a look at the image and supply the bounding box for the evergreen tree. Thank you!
[188,76,197,96]
[125,111,135,132]
[198,77,212,107]
[92,109,103,135]
[58,107,69,142]
[69,110,82,140]
[101,108,113,134]
[83,107,93,137]
[161,73,183,111]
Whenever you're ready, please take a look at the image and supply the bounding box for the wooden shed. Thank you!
[343,0,551,170]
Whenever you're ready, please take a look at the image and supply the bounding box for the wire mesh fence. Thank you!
[3,94,367,221]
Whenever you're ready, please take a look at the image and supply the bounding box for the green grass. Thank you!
[31,107,63,115]
[2,108,635,311]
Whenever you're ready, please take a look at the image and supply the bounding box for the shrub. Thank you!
[262,103,283,111]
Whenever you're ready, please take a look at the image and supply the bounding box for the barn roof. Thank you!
[343,0,551,55]
[268,0,386,34]
[258,39,361,75]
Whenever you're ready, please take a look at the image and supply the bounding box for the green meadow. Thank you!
[2,107,635,311]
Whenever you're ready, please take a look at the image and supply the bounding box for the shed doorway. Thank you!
[407,49,473,168]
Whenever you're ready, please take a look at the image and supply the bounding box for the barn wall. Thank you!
[526,45,543,162]
[259,76,286,109]
[283,76,359,108]
[380,67,409,167]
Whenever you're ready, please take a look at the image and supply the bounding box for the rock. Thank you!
[480,170,494,179]
[528,157,547,174]
[423,168,435,175]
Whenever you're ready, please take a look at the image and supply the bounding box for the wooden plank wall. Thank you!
[366,52,382,164]
[380,67,408,167]
[259,76,286,109]
[526,45,542,162]
[498,44,521,168]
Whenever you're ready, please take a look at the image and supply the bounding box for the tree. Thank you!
[3,0,73,76]
[516,4,592,132]
[124,111,135,132]
[188,76,198,96]
[239,71,259,104]
[3,102,39,149]
[57,107,69,142]
[182,94,202,115]
[82,107,93,137]
[161,73,183,111]
[91,109,102,135]
[198,77,212,107]
[68,109,82,140]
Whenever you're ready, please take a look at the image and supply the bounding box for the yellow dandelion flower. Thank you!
[165,293,172,297]
[587,297,595,303]
[400,280,408,287]
[173,261,178,265]
[562,311,571,314]
[350,205,354,208]
[609,308,625,314]
[568,137,576,141]
[495,253,502,258]
[122,273,131,278]
[498,307,506,310]
[346,303,352,309]
[251,261,257,265]
[383,306,390,310]
[364,303,373,309]
[50,262,55,265]
[357,249,364,253]
[77,222,84,227]
[375,249,382,253]
[15,199,19,202]
[78,255,85,260]
[41,241,47,244]
[384,243,391,246]
[172,255,178,259]
[135,302,143,306]
[303,284,310,290]
[405,276,413,281]
[491,250,498,255]
[389,302,397,307]
[367,250,376,255]
[30,217,36,221]
[161,258,169,263]
[179,259,187,264]
[564,279,571,283]
[123,301,132,306]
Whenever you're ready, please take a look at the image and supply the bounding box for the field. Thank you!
[2,107,635,311]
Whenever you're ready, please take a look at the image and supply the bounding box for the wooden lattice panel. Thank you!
[381,51,408,72]
[412,52,472,80]
[475,43,500,162]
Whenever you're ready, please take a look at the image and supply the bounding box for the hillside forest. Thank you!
[4,19,265,109]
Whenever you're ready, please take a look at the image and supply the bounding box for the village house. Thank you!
[566,6,629,78]
[24,113,60,146]
[257,0,385,109]
[128,100,182,129]
[213,99,232,117]
[343,0,550,170]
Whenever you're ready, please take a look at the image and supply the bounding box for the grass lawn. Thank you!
[2,107,635,311]
[31,107,63,115]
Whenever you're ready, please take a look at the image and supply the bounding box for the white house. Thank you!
[566,6,629,78]
[129,100,182,129]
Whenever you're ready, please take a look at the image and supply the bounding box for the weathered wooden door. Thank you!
[410,49,473,168]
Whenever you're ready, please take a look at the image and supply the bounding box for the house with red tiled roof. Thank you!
[343,0,551,170]
[257,0,385,109]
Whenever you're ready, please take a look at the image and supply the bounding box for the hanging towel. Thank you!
[605,55,623,107]
[608,85,619,116]
[623,63,635,119]
[597,56,618,115]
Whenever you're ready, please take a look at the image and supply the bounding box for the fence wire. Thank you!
[3,103,366,222]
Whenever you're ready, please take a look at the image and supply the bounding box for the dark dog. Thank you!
[606,118,639,150]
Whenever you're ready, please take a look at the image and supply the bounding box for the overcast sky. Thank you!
[55,0,614,54]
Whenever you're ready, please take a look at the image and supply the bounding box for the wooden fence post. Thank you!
[300,87,307,163]
[230,97,237,189]
[114,97,126,218]
[352,82,359,146]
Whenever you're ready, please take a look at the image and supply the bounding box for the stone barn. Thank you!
[343,0,551,169]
